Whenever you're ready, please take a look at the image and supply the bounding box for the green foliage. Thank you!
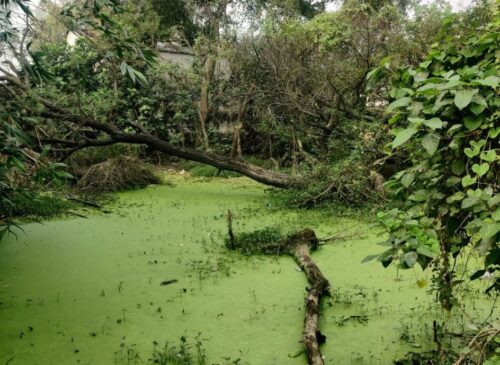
[8,192,73,219]
[149,0,198,43]
[60,0,157,85]
[0,111,73,239]
[68,144,143,170]
[225,227,285,255]
[370,11,499,304]
[188,164,241,179]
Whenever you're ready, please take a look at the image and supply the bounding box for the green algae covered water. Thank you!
[0,177,497,364]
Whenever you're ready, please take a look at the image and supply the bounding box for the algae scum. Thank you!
[0,178,497,364]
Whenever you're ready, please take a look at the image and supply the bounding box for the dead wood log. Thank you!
[225,221,330,365]
[287,229,330,365]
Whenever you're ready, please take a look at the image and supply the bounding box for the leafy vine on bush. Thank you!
[368,13,499,309]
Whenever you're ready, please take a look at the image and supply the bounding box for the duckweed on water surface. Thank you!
[0,177,497,364]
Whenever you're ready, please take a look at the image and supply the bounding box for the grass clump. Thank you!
[8,192,73,219]
[225,227,289,255]
[151,335,208,365]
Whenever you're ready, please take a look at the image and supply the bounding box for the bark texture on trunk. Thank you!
[197,56,216,150]
[230,125,242,158]
[112,132,305,188]
[288,229,330,365]
[224,224,330,364]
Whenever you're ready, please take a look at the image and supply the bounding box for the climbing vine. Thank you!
[369,12,499,310]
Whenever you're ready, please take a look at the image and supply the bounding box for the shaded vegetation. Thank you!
[225,227,285,255]
[6,192,73,219]
[0,0,498,364]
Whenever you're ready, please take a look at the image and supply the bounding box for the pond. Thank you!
[0,177,496,364]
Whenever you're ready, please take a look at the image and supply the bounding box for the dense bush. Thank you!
[188,164,241,178]
[8,192,73,219]
[370,12,499,309]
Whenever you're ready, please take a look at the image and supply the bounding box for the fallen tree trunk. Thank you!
[41,124,305,188]
[112,132,305,188]
[225,220,330,364]
[288,230,330,365]
[4,65,306,189]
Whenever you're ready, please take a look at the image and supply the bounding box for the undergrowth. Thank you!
[225,227,285,255]
[7,191,74,219]
[188,164,241,178]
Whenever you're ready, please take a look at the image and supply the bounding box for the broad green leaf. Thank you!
[419,60,432,69]
[446,191,465,203]
[422,133,440,155]
[474,75,499,88]
[468,188,482,198]
[120,62,127,75]
[393,127,418,148]
[388,114,402,125]
[133,70,148,86]
[414,72,428,83]
[464,116,483,131]
[417,83,439,93]
[408,117,424,124]
[416,245,436,258]
[423,117,443,130]
[448,124,462,135]
[471,94,487,107]
[492,208,500,221]
[480,150,497,162]
[488,127,500,138]
[488,195,500,208]
[404,252,418,267]
[409,189,429,202]
[446,176,461,187]
[437,79,463,90]
[461,175,477,187]
[127,66,136,83]
[387,97,411,112]
[464,147,479,158]
[361,254,379,263]
[470,103,485,115]
[454,89,478,110]
[470,139,486,149]
[401,173,415,188]
[471,163,489,177]
[462,196,480,209]
[366,67,381,81]
[479,222,500,240]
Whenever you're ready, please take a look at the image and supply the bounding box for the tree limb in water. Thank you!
[226,220,330,365]
[287,229,330,365]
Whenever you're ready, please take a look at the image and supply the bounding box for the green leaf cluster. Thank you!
[373,13,499,294]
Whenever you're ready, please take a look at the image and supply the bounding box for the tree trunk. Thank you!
[230,125,242,158]
[288,229,330,365]
[292,129,299,174]
[112,131,305,188]
[230,88,251,159]
[197,56,216,150]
